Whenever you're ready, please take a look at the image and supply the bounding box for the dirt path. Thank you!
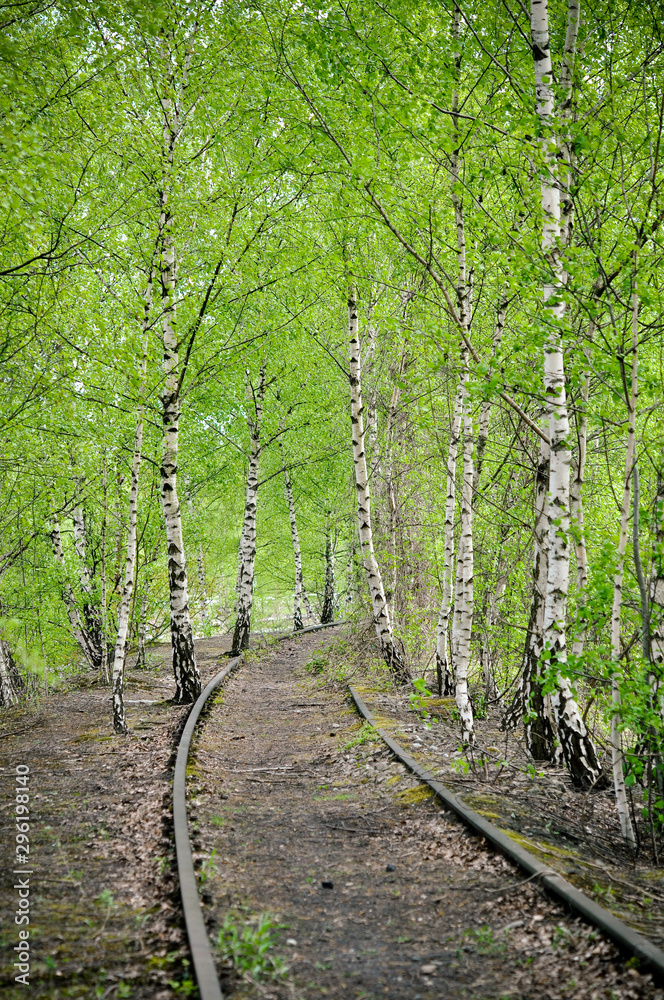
[195,631,662,1000]
[0,636,231,1000]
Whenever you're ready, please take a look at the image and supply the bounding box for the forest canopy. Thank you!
[1,0,664,851]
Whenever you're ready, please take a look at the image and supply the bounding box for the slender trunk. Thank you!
[232,367,265,655]
[454,381,475,743]
[100,453,110,683]
[451,532,465,673]
[158,96,200,704]
[365,303,382,486]
[282,452,304,631]
[571,339,591,659]
[321,519,335,624]
[185,480,208,624]
[303,589,317,623]
[137,585,149,668]
[112,271,152,734]
[481,522,509,702]
[518,437,559,759]
[113,470,124,595]
[633,463,651,664]
[475,289,508,491]
[348,286,409,683]
[50,514,98,668]
[448,8,474,738]
[531,0,600,786]
[0,638,20,707]
[384,331,409,618]
[71,503,103,668]
[436,383,464,696]
[609,316,637,845]
[651,474,664,675]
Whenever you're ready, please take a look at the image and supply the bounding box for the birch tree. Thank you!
[348,286,409,683]
[530,0,601,784]
[607,281,638,846]
[283,461,306,631]
[111,270,153,734]
[156,40,200,704]
[231,367,266,656]
[435,384,463,696]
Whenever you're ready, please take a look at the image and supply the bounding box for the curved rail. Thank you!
[349,685,664,981]
[174,622,341,998]
[174,655,241,1000]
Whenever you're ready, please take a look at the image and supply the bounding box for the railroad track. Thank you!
[174,625,664,999]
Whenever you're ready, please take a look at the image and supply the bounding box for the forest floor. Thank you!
[0,625,663,1000]
[340,639,664,951]
[0,635,232,999]
[193,629,664,1000]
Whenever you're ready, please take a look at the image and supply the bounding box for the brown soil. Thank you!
[0,636,232,1000]
[193,630,664,1000]
[358,675,664,948]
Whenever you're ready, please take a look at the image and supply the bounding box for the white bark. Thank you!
[516,437,559,760]
[232,367,265,655]
[138,585,149,668]
[454,380,475,743]
[112,270,152,735]
[348,286,408,683]
[0,639,19,707]
[282,452,305,631]
[651,474,664,673]
[100,453,109,683]
[448,8,475,739]
[321,517,335,624]
[436,382,464,696]
[608,294,637,846]
[384,384,399,606]
[71,501,103,668]
[185,480,208,625]
[50,514,98,669]
[475,289,508,491]
[158,92,200,704]
[571,339,591,659]
[531,0,601,785]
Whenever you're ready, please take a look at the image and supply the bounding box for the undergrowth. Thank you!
[216,910,288,982]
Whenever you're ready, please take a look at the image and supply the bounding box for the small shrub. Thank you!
[217,911,288,981]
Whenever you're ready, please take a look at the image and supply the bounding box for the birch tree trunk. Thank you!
[0,638,20,707]
[100,452,110,683]
[71,503,103,668]
[303,589,317,624]
[282,455,304,631]
[531,0,601,785]
[348,286,409,683]
[570,350,590,659]
[436,383,464,696]
[454,379,475,743]
[608,299,637,846]
[112,271,152,734]
[651,473,664,677]
[158,94,200,705]
[231,367,265,655]
[50,514,98,669]
[518,437,559,759]
[448,7,475,738]
[321,517,335,624]
[185,481,208,625]
[137,585,149,668]
[475,289,508,491]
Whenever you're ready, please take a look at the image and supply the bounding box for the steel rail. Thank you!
[174,655,241,1000]
[174,621,342,999]
[349,685,664,981]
